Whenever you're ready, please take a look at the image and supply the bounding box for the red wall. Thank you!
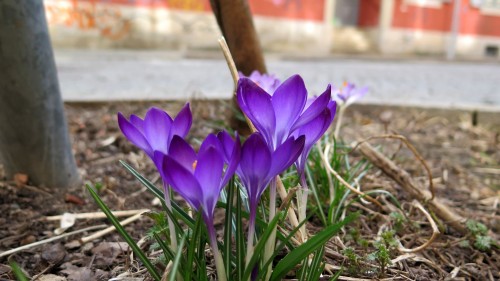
[358,0,381,27]
[391,0,500,37]
[69,0,325,21]
[357,0,500,37]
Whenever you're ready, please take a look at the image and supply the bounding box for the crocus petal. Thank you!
[168,135,197,171]
[237,78,276,146]
[345,87,368,106]
[272,75,307,145]
[199,134,223,156]
[295,109,332,173]
[217,130,236,163]
[291,85,331,133]
[118,112,153,157]
[171,103,192,138]
[239,133,272,202]
[129,114,145,134]
[269,135,305,177]
[162,156,202,210]
[194,147,224,215]
[327,100,337,114]
[221,132,240,187]
[144,107,173,154]
[152,151,167,182]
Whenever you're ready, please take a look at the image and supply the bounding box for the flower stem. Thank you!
[264,178,277,281]
[207,221,227,281]
[333,106,346,140]
[298,173,308,241]
[163,182,178,251]
[245,205,257,274]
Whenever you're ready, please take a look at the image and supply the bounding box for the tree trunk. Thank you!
[209,0,267,75]
[209,0,267,132]
[0,0,80,188]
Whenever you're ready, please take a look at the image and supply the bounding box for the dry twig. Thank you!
[354,141,467,234]
[351,134,435,199]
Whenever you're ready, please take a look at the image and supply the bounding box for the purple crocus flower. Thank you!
[117,104,192,161]
[157,132,240,224]
[156,132,240,281]
[230,132,304,264]
[117,104,192,250]
[239,133,304,213]
[333,82,368,107]
[239,70,282,94]
[237,75,335,176]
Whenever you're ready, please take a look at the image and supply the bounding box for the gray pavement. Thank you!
[55,49,500,111]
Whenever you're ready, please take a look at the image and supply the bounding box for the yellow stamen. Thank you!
[192,160,198,170]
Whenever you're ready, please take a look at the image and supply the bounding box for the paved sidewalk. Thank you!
[55,49,500,111]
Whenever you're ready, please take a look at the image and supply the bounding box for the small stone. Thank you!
[41,243,67,265]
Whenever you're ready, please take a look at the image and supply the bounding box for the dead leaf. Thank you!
[64,267,94,281]
[38,274,67,281]
[91,242,130,266]
[64,193,85,205]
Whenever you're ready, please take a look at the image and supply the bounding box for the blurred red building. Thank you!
[341,0,500,58]
[44,0,500,59]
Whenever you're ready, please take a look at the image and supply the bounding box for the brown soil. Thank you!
[0,101,498,281]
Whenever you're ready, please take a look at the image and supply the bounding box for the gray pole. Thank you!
[0,1,80,188]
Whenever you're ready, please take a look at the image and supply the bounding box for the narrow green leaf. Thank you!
[185,212,203,281]
[153,232,174,262]
[308,246,325,280]
[329,269,342,281]
[306,165,327,226]
[256,207,317,281]
[235,189,245,281]
[242,211,285,281]
[10,262,28,281]
[120,161,195,227]
[87,184,161,281]
[223,178,235,278]
[169,233,187,281]
[270,212,358,281]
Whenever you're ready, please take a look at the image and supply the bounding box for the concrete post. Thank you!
[0,1,80,188]
[378,0,395,53]
[447,0,462,60]
[324,0,336,52]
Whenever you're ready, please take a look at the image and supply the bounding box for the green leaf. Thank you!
[9,262,28,281]
[184,212,203,280]
[87,184,161,281]
[270,212,358,281]
[120,161,195,228]
[235,190,245,281]
[242,211,285,281]
[223,178,236,278]
[169,233,187,281]
[153,232,175,262]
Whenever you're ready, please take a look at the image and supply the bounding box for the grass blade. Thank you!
[270,212,358,281]
[169,233,187,281]
[235,190,245,281]
[223,178,236,278]
[120,161,195,227]
[87,184,161,281]
[185,212,203,280]
[10,262,28,281]
[241,211,285,281]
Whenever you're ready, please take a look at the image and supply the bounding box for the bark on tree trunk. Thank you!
[209,0,267,75]
[0,0,80,188]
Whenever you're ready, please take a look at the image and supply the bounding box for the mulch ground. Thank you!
[0,101,498,281]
